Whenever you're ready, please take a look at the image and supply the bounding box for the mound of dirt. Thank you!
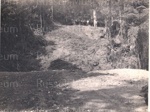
[39,25,112,71]
[39,21,147,71]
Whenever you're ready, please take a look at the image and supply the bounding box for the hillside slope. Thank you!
[39,25,140,72]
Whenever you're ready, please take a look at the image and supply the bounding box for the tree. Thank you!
[119,0,124,38]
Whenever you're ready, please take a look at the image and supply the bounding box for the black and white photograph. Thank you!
[0,0,149,111]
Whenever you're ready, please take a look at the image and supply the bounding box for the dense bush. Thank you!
[131,0,149,8]
[1,1,48,71]
[140,85,148,105]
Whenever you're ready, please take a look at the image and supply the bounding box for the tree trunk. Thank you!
[108,0,112,39]
[93,9,97,27]
[108,0,112,27]
[40,7,43,29]
[119,0,124,38]
[51,0,54,23]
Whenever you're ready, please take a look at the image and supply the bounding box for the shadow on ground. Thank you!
[0,70,147,112]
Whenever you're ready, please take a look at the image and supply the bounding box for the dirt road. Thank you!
[0,69,148,112]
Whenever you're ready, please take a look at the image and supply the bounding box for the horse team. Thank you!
[65,18,120,39]
[73,19,105,27]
